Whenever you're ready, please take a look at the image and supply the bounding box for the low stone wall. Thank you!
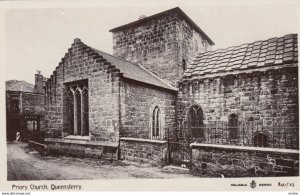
[119,137,168,166]
[44,138,118,160]
[190,143,299,177]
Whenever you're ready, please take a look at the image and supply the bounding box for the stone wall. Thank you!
[119,137,168,166]
[190,143,299,177]
[45,138,118,159]
[44,39,121,142]
[111,11,212,86]
[120,80,176,139]
[22,93,45,115]
[6,91,44,115]
[177,67,298,142]
[176,15,211,72]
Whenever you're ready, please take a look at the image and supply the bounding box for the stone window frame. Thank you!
[149,105,165,140]
[228,113,239,140]
[186,104,205,140]
[67,80,89,137]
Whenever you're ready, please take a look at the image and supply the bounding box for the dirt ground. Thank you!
[7,142,196,180]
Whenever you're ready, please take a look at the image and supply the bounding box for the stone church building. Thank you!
[14,7,299,176]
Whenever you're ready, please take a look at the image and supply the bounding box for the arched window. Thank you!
[253,132,268,147]
[67,81,89,136]
[228,114,238,139]
[187,105,204,140]
[152,106,161,139]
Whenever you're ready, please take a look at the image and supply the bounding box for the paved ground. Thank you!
[7,142,195,180]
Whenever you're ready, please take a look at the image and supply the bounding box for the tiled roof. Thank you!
[183,34,298,79]
[109,7,214,45]
[6,80,34,92]
[93,49,178,91]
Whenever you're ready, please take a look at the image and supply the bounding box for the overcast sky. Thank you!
[4,0,299,84]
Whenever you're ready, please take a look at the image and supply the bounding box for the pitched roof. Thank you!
[6,80,34,92]
[92,48,177,91]
[109,7,214,45]
[183,34,298,79]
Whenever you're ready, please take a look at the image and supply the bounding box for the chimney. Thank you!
[34,70,44,94]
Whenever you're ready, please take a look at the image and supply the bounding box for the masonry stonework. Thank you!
[177,67,298,143]
[44,39,122,142]
[119,138,168,166]
[191,144,299,177]
[110,8,213,86]
[120,80,176,139]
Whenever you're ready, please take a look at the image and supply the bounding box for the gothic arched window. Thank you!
[187,105,204,139]
[67,80,89,136]
[152,106,161,139]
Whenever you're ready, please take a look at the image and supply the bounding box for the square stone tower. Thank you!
[110,7,214,86]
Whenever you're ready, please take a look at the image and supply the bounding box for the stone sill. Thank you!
[190,143,299,154]
[119,137,167,144]
[44,138,118,147]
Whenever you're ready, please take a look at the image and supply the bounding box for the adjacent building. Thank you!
[6,72,45,141]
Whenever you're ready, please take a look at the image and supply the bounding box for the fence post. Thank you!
[272,121,275,148]
[215,121,218,144]
[278,122,280,149]
[284,124,287,149]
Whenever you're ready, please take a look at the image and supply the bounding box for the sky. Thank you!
[4,0,299,84]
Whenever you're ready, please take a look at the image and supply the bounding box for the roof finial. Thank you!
[74,38,81,43]
[138,15,147,20]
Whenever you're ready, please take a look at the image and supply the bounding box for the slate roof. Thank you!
[183,34,298,79]
[93,48,178,91]
[6,80,34,93]
[109,7,214,45]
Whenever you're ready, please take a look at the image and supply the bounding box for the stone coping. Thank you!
[119,137,167,144]
[44,138,118,147]
[190,143,299,154]
[64,135,90,141]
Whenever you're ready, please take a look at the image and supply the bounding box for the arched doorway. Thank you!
[187,105,204,141]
